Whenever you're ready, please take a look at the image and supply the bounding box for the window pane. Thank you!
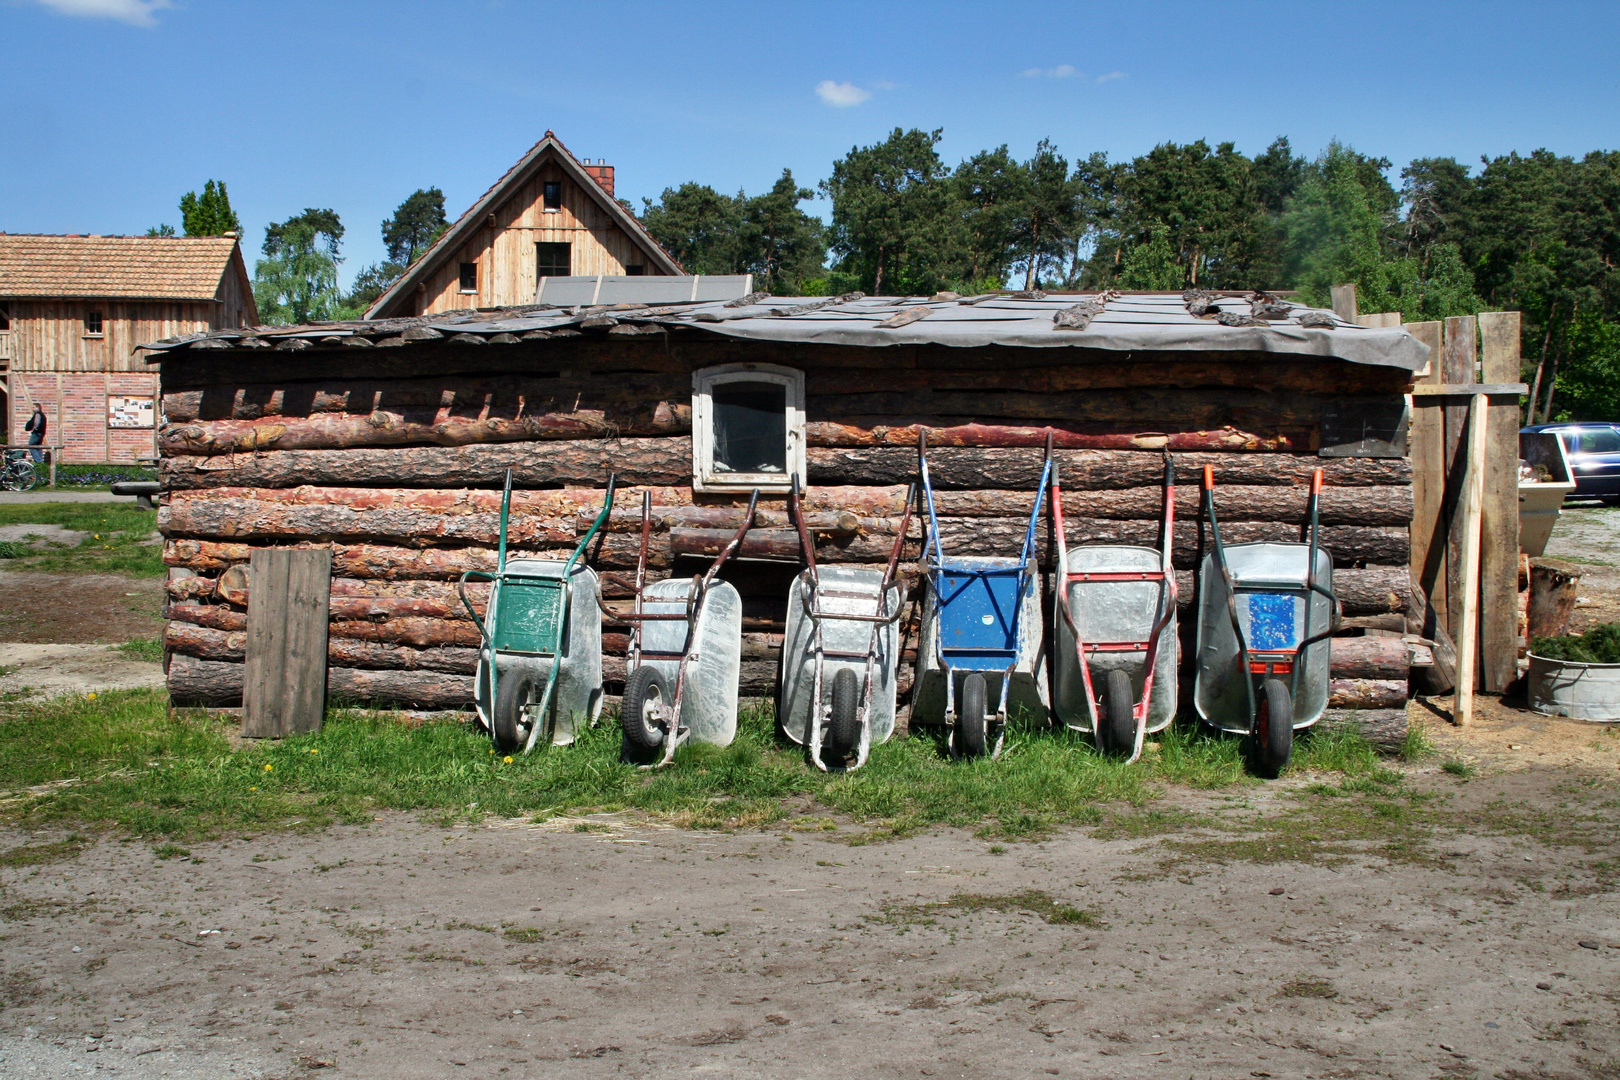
[543,181,562,210]
[536,242,571,277]
[85,311,102,334]
[1580,428,1620,453]
[711,381,786,475]
[459,262,477,292]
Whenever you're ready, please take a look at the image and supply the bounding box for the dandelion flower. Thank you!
[263,764,273,772]
[309,748,318,754]
[86,692,96,700]
[249,786,257,791]
[503,755,514,764]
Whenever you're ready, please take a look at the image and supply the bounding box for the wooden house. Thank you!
[364,132,682,319]
[144,291,1428,747]
[0,233,255,462]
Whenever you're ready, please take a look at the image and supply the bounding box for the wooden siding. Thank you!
[415,165,655,315]
[4,299,226,373]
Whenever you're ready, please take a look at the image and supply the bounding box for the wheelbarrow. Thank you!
[460,471,616,755]
[779,475,912,771]
[1051,452,1179,761]
[1194,465,1336,777]
[913,439,1051,758]
[602,489,758,768]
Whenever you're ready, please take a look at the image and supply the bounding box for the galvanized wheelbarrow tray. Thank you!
[461,471,615,755]
[912,439,1051,758]
[779,476,913,771]
[1051,453,1179,762]
[600,489,758,768]
[1194,465,1336,778]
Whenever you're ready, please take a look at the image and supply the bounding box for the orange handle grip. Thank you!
[1311,468,1323,495]
[1202,464,1215,490]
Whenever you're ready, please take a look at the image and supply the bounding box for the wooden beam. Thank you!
[1409,383,1527,397]
[1331,284,1358,322]
[1442,316,1477,637]
[1405,321,1446,630]
[1453,393,1488,726]
[239,548,331,737]
[1478,311,1523,692]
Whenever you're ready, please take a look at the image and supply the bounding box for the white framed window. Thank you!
[692,363,805,494]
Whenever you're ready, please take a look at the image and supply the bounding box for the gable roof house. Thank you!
[0,233,254,463]
[365,132,683,319]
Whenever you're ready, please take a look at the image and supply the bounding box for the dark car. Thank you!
[1522,422,1620,501]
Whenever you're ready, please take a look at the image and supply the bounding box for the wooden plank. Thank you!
[1404,321,1446,626]
[1409,383,1527,397]
[1453,393,1488,725]
[241,547,331,737]
[1478,311,1522,692]
[1331,284,1358,322]
[1441,316,1477,636]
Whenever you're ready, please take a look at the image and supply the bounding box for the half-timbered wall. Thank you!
[154,332,1418,734]
[415,165,658,315]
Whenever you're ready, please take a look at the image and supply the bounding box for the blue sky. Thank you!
[4,0,1618,284]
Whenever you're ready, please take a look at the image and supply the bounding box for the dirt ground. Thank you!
[0,643,166,700]
[0,571,164,645]
[1542,502,1620,631]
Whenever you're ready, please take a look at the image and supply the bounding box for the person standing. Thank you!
[23,404,46,464]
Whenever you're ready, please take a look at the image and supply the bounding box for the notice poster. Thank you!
[108,395,155,429]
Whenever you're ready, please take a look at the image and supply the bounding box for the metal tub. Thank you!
[635,577,744,747]
[1053,546,1178,734]
[779,566,902,748]
[913,556,1049,727]
[1528,654,1620,721]
[473,560,603,746]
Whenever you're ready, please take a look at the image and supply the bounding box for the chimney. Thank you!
[582,159,615,198]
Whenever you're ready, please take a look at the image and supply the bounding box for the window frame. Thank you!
[0,306,10,332]
[458,261,478,294]
[542,181,563,212]
[691,363,806,494]
[535,241,572,279]
[84,310,104,337]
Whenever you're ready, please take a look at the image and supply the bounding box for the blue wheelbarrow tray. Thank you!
[779,566,902,747]
[1194,542,1333,735]
[913,556,1049,726]
[635,576,744,747]
[473,559,604,746]
[1053,545,1179,734]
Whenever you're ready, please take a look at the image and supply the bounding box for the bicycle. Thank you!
[2,450,39,492]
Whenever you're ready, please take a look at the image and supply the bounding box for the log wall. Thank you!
[156,333,1417,734]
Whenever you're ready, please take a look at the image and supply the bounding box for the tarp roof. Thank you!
[142,290,1430,371]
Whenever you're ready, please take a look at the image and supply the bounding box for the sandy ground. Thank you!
[0,571,164,646]
[0,643,165,700]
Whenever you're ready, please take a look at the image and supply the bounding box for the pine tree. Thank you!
[179,180,242,237]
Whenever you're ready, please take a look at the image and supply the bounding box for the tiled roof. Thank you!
[0,234,240,300]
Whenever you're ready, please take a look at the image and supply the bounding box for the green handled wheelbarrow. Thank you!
[459,471,617,755]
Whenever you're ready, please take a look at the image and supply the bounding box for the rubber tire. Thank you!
[1101,668,1136,757]
[492,668,536,755]
[826,668,860,759]
[1251,677,1294,779]
[620,666,669,757]
[10,465,36,493]
[957,673,988,758]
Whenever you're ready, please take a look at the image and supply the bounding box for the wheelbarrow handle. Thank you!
[457,570,495,636]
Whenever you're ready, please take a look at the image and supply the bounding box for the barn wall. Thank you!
[156,334,1416,715]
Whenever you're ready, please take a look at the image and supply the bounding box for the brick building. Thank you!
[0,233,255,463]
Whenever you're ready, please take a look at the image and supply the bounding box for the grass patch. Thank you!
[501,927,545,943]
[117,639,164,663]
[881,889,1103,929]
[0,503,160,577]
[1278,976,1338,999]
[152,843,189,860]
[0,834,88,868]
[0,688,1413,842]
[1442,759,1475,779]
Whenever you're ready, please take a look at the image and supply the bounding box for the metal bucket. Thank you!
[636,577,744,746]
[1527,654,1620,721]
[472,560,603,745]
[779,567,901,747]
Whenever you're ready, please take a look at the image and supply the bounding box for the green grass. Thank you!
[0,503,161,577]
[117,639,164,663]
[0,688,1409,843]
[878,888,1103,929]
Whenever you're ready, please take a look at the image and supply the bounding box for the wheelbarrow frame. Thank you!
[1051,452,1178,762]
[917,436,1052,758]
[1196,465,1337,774]
[782,474,913,771]
[457,470,617,754]
[599,488,760,769]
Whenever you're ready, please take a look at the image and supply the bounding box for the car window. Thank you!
[1576,428,1620,453]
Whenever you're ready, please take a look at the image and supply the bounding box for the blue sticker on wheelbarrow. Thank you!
[1246,592,1296,651]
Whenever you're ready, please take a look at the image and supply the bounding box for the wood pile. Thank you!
[155,335,1418,742]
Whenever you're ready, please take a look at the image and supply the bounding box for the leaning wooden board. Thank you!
[241,547,331,738]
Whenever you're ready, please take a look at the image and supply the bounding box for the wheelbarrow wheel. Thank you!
[826,668,860,759]
[1101,668,1136,757]
[492,668,536,755]
[1251,677,1294,779]
[621,666,669,757]
[957,673,988,758]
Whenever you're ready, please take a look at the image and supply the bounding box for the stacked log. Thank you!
[155,337,1416,743]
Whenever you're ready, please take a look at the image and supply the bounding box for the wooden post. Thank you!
[242,547,331,738]
[1453,393,1487,726]
[1477,311,1522,691]
[1526,560,1583,642]
[1442,316,1477,637]
[1406,321,1446,629]
[1331,284,1358,323]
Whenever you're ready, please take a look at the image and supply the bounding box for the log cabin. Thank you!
[0,232,255,462]
[363,132,682,319]
[143,290,1428,749]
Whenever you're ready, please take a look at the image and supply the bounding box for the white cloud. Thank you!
[815,80,872,107]
[1025,65,1083,79]
[34,0,171,25]
[1096,70,1127,84]
[1022,68,1043,78]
